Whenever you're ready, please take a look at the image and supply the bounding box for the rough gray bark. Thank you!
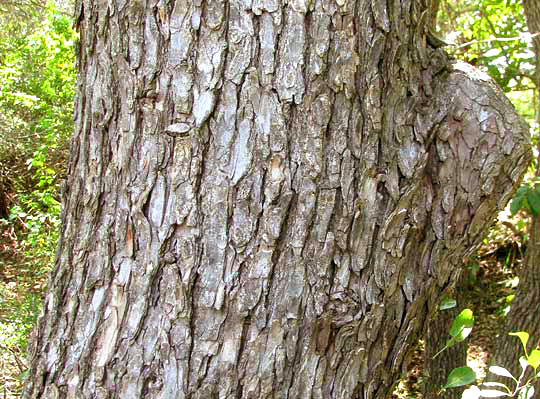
[489,2,540,392]
[23,1,530,398]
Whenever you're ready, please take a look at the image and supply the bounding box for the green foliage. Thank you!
[528,350,540,371]
[438,0,534,98]
[446,366,477,389]
[0,0,76,154]
[508,332,540,373]
[509,332,530,356]
[435,305,540,398]
[0,287,42,350]
[0,0,75,369]
[449,309,475,342]
[440,306,540,399]
[434,307,475,358]
[0,0,74,257]
[510,178,540,217]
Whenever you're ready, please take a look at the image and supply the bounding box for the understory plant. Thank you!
[437,304,540,398]
[0,2,76,394]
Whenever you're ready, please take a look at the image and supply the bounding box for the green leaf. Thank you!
[449,309,474,343]
[511,187,528,215]
[450,309,474,336]
[527,349,540,370]
[510,195,525,215]
[462,385,481,399]
[527,189,540,215]
[445,366,476,389]
[488,366,515,380]
[509,332,529,355]
[440,297,457,310]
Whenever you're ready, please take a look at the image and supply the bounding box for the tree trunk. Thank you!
[489,2,540,392]
[490,216,540,392]
[430,0,441,29]
[23,1,531,398]
[423,273,467,399]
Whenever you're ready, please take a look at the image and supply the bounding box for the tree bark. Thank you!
[430,0,441,29]
[423,273,467,399]
[489,216,540,393]
[23,1,531,398]
[488,2,540,392]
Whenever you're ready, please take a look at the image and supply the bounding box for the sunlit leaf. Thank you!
[462,385,481,399]
[528,349,540,370]
[509,332,529,355]
[479,389,510,397]
[488,366,515,380]
[519,356,529,373]
[449,309,474,343]
[481,382,510,391]
[483,48,501,58]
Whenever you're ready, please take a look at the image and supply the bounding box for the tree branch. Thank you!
[453,32,540,49]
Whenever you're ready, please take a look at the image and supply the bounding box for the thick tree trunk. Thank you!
[24,1,530,398]
[489,1,540,393]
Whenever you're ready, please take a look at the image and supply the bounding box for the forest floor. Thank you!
[0,218,524,398]
[0,222,48,398]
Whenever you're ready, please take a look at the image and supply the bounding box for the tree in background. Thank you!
[22,1,530,398]
[423,282,468,399]
[489,0,540,393]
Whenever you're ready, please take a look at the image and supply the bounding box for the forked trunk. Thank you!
[24,0,530,398]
